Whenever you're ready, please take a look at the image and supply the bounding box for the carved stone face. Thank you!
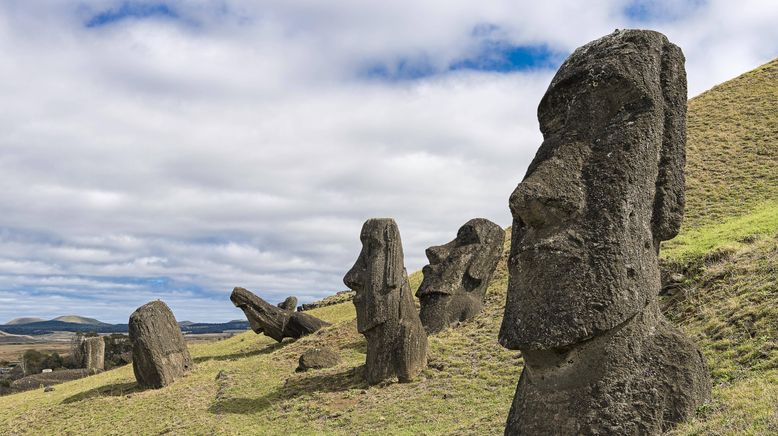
[499,30,686,350]
[416,218,504,332]
[343,218,404,333]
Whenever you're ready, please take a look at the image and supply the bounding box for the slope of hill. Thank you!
[0,59,776,434]
[4,317,45,325]
[683,58,778,228]
[0,331,37,344]
[52,316,109,326]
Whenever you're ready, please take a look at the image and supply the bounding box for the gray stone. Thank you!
[129,300,193,389]
[231,287,330,342]
[343,218,427,384]
[416,218,505,334]
[296,347,341,372]
[79,336,105,372]
[277,296,298,311]
[498,29,710,435]
[43,385,54,392]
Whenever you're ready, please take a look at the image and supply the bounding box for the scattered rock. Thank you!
[296,348,341,372]
[416,218,505,334]
[231,287,330,342]
[129,300,193,389]
[43,385,54,392]
[344,218,427,384]
[499,29,710,434]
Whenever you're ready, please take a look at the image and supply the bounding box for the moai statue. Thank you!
[277,296,298,311]
[79,336,105,372]
[129,300,193,389]
[231,287,330,342]
[343,218,427,384]
[416,218,505,334]
[499,30,710,435]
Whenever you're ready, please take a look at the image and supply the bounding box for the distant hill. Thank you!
[0,319,249,336]
[178,321,195,327]
[52,315,110,326]
[4,317,45,325]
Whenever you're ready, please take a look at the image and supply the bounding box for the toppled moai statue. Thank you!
[343,218,427,384]
[129,300,193,389]
[277,296,298,311]
[231,287,330,342]
[296,347,341,372]
[498,30,710,435]
[79,336,105,372]
[416,218,505,334]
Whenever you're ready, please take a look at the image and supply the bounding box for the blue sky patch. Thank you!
[85,2,178,28]
[624,0,708,22]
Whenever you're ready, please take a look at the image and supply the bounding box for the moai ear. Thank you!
[652,41,686,246]
[384,222,400,289]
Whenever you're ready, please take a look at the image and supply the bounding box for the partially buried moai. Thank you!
[129,300,193,389]
[343,218,427,384]
[499,30,710,435]
[416,218,505,334]
[231,287,330,342]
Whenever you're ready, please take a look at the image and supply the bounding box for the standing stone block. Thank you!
[79,336,105,372]
[416,218,505,334]
[231,287,330,342]
[129,300,193,389]
[344,218,427,384]
[498,29,710,435]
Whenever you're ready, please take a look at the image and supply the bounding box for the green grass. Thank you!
[684,58,778,229]
[661,201,778,262]
[0,58,776,435]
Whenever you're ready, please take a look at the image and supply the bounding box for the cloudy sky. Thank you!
[1,1,776,324]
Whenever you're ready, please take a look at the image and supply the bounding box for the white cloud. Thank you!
[0,0,775,323]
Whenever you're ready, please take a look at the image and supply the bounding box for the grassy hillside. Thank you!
[1,59,776,435]
[683,58,778,228]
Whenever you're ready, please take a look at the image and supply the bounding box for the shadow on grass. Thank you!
[209,366,367,415]
[194,339,293,363]
[62,382,139,404]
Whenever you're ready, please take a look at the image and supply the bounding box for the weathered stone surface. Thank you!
[231,287,330,342]
[499,29,710,434]
[129,300,193,389]
[344,218,427,384]
[296,347,341,372]
[416,218,505,334]
[277,296,298,311]
[79,336,105,372]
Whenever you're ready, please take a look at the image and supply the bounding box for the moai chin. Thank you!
[416,218,505,334]
[498,30,710,435]
[343,218,427,384]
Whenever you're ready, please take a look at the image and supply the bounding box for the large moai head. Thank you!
[499,29,687,350]
[416,218,505,334]
[343,218,406,334]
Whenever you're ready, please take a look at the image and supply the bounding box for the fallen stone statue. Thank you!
[416,218,505,334]
[498,29,710,435]
[231,287,330,342]
[129,300,193,389]
[344,218,427,384]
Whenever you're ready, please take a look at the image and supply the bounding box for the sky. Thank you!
[1,1,777,324]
